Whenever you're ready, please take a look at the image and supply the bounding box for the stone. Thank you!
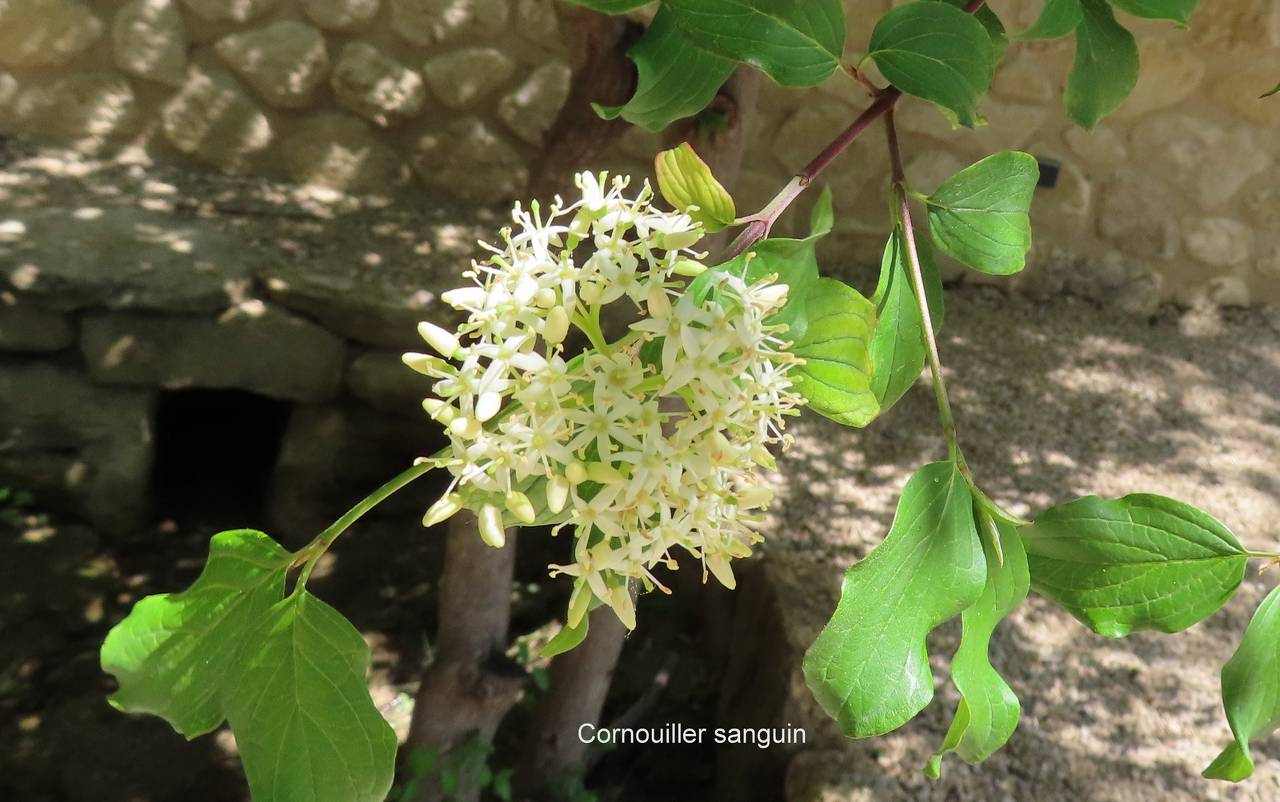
[1,206,257,312]
[331,42,426,127]
[991,53,1056,103]
[1063,125,1127,168]
[269,401,441,538]
[181,0,276,23]
[1204,276,1251,308]
[968,100,1047,153]
[1183,217,1253,269]
[1096,169,1181,259]
[161,63,273,172]
[772,103,857,174]
[0,0,103,68]
[282,112,406,194]
[0,360,153,535]
[1215,65,1280,127]
[1029,155,1090,242]
[413,117,528,203]
[903,150,966,195]
[345,349,436,418]
[112,0,188,87]
[1115,39,1204,118]
[516,0,560,46]
[390,0,509,46]
[0,301,74,351]
[214,21,330,110]
[497,61,571,144]
[1130,112,1271,209]
[79,302,347,403]
[17,72,140,146]
[304,0,380,29]
[423,48,516,109]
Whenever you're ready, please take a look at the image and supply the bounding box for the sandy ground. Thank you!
[763,287,1280,802]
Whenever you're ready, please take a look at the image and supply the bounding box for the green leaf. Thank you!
[935,0,1008,62]
[1106,0,1196,25]
[790,278,880,428]
[654,141,736,232]
[101,529,397,802]
[803,461,985,736]
[227,593,398,802]
[867,2,995,127]
[868,228,944,412]
[1066,0,1138,129]
[101,529,292,736]
[1013,0,1082,40]
[925,151,1039,276]
[595,8,735,132]
[1263,81,1280,99]
[558,0,652,12]
[542,616,590,658]
[664,0,846,87]
[1204,583,1280,782]
[926,514,1029,777]
[1024,494,1248,637]
[809,186,833,237]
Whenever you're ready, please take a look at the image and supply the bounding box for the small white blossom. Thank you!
[409,172,803,630]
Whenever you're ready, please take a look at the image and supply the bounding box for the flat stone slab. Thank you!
[80,302,347,402]
[1,206,258,312]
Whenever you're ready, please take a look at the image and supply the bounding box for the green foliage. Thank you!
[101,530,396,802]
[1107,0,1197,25]
[1204,584,1280,781]
[867,1,995,127]
[1023,495,1248,637]
[1014,0,1082,40]
[1066,0,1139,128]
[788,278,880,428]
[1262,80,1280,99]
[543,616,591,657]
[595,9,735,131]
[804,461,985,736]
[654,142,736,231]
[664,0,846,87]
[925,151,1039,276]
[926,514,1029,777]
[868,227,943,412]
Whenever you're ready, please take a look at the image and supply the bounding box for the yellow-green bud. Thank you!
[543,305,569,346]
[547,474,570,514]
[505,491,537,524]
[565,461,588,485]
[422,493,463,527]
[478,504,506,548]
[416,321,461,358]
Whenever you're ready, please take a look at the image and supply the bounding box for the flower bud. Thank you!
[672,258,707,277]
[543,305,569,346]
[478,504,506,548]
[534,287,557,308]
[475,391,502,422]
[586,462,625,484]
[704,552,736,590]
[565,461,588,485]
[547,474,570,514]
[609,583,636,630]
[567,580,590,629]
[422,493,463,527]
[738,487,775,509]
[756,283,790,308]
[441,286,485,309]
[646,285,671,320]
[417,321,461,358]
[402,353,448,376]
[449,415,481,439]
[422,397,456,424]
[579,281,602,305]
[505,490,537,524]
[656,228,702,251]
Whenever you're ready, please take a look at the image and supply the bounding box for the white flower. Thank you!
[409,172,803,630]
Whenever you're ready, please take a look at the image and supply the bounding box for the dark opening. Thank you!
[152,388,291,529]
[1036,157,1061,188]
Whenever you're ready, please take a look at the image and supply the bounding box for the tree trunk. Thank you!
[516,602,631,795]
[405,513,523,802]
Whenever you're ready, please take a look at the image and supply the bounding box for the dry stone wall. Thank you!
[0,0,1278,305]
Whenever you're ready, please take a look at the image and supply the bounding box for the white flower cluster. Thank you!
[406,172,802,630]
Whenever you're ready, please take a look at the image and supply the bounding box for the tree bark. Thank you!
[516,602,631,795]
[526,7,642,200]
[405,513,523,802]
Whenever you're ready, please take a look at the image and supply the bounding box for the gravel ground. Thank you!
[763,287,1280,802]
